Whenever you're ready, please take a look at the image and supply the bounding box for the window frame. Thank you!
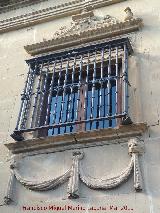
[11,37,133,141]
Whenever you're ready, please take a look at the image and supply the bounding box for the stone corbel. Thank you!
[128,138,144,191]
[67,151,84,199]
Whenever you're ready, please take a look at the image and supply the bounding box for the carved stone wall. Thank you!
[0,0,160,212]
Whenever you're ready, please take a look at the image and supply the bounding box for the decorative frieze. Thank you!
[0,0,127,34]
[24,8,143,55]
[4,138,144,204]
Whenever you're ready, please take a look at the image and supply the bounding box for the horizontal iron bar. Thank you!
[46,76,121,92]
[26,38,133,65]
[24,75,126,95]
[14,113,127,134]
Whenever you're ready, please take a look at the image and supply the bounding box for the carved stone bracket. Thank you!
[4,138,144,204]
[128,138,144,191]
[24,8,143,55]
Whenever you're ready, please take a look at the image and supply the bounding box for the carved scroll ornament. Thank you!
[4,138,144,204]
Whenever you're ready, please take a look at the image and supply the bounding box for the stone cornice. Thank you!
[0,0,49,14]
[5,123,147,154]
[24,18,143,56]
[0,0,127,34]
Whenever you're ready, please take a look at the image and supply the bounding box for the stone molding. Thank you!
[24,7,143,56]
[0,0,48,14]
[4,139,144,204]
[24,16,143,56]
[5,123,147,154]
[0,0,127,34]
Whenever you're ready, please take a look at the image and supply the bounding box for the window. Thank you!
[11,38,132,141]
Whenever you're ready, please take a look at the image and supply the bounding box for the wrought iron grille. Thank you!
[11,38,133,141]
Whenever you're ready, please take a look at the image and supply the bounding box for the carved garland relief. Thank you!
[4,138,144,204]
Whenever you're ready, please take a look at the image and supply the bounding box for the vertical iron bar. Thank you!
[99,48,104,118]
[69,56,76,131]
[64,90,70,133]
[36,62,49,127]
[45,60,57,126]
[107,46,112,126]
[126,47,129,114]
[23,69,36,129]
[96,88,100,129]
[103,82,107,128]
[75,55,83,121]
[71,90,76,132]
[103,49,107,128]
[115,46,118,115]
[84,52,90,125]
[71,57,77,132]
[60,58,69,123]
[30,63,43,128]
[20,63,36,129]
[90,50,96,129]
[123,44,128,114]
[51,59,62,134]
[16,63,32,130]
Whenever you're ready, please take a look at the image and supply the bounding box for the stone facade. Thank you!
[0,0,160,213]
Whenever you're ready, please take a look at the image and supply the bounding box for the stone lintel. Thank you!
[5,123,147,154]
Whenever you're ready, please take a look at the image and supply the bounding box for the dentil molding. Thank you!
[0,0,127,34]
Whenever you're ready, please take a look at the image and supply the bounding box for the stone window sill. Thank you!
[5,123,147,154]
